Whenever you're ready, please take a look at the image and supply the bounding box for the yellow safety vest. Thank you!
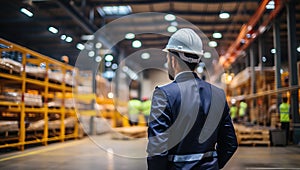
[128,99,141,115]
[279,103,290,122]
[239,102,247,117]
[141,100,151,116]
[230,106,237,119]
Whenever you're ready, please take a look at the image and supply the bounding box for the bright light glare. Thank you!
[164,14,176,21]
[112,63,118,70]
[60,34,66,40]
[65,36,72,43]
[266,0,275,9]
[88,51,95,57]
[108,92,114,99]
[95,42,102,49]
[95,56,102,62]
[132,40,142,48]
[219,12,230,19]
[105,54,114,61]
[125,33,135,39]
[204,52,211,58]
[76,43,85,50]
[212,32,222,39]
[208,41,217,47]
[141,52,150,59]
[48,26,58,34]
[167,26,177,33]
[297,46,300,53]
[20,8,33,17]
[271,48,276,54]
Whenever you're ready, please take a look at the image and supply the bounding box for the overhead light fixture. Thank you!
[112,63,118,70]
[60,34,66,40]
[88,51,95,57]
[125,33,135,40]
[212,32,222,39]
[197,66,204,74]
[102,5,132,15]
[105,61,112,67]
[95,42,102,49]
[297,46,300,53]
[108,92,114,99]
[76,43,85,50]
[219,12,230,19]
[48,26,58,34]
[271,48,276,54]
[164,14,176,21]
[81,35,94,41]
[262,56,267,62]
[105,54,114,61]
[20,8,33,17]
[95,56,102,62]
[132,40,142,48]
[141,52,150,59]
[65,36,73,43]
[203,52,212,59]
[208,41,217,47]
[266,0,275,10]
[167,26,177,33]
[280,69,284,74]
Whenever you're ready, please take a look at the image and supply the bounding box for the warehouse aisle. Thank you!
[0,133,300,170]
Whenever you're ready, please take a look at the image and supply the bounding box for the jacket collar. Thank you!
[174,72,205,88]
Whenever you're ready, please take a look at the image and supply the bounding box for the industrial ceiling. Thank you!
[0,0,299,72]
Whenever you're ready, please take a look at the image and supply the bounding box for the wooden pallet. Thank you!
[111,126,147,140]
[235,124,271,146]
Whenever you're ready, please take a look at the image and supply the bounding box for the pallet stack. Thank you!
[235,124,271,146]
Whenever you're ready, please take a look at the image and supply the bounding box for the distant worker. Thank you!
[239,100,247,122]
[128,98,141,126]
[61,55,69,64]
[279,96,290,145]
[230,100,238,123]
[147,28,237,170]
[141,97,151,126]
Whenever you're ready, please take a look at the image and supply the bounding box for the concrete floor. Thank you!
[0,133,300,170]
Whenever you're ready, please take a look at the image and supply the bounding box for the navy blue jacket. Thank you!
[147,72,237,170]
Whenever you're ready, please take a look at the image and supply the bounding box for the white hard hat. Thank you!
[163,28,204,63]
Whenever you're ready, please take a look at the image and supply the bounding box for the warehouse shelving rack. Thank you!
[0,38,79,151]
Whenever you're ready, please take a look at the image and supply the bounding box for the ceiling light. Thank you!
[48,26,58,34]
[212,32,222,39]
[208,41,217,47]
[219,12,230,19]
[271,48,276,54]
[167,26,177,33]
[81,35,94,41]
[262,56,267,62]
[164,14,176,21]
[20,8,33,17]
[197,66,204,74]
[76,43,85,50]
[132,40,142,48]
[112,63,118,70]
[88,51,95,57]
[141,52,150,59]
[95,42,102,49]
[203,52,212,59]
[171,21,178,26]
[125,33,135,40]
[60,34,66,40]
[280,69,284,74]
[102,6,132,15]
[65,36,73,43]
[108,92,114,99]
[95,56,102,62]
[297,46,300,53]
[105,61,112,67]
[266,0,275,9]
[105,54,114,61]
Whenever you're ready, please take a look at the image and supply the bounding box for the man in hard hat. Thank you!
[147,28,237,170]
[238,100,247,123]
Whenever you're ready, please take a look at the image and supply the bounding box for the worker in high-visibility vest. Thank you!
[128,98,141,126]
[141,97,151,126]
[238,100,247,122]
[230,103,238,123]
[279,96,290,145]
